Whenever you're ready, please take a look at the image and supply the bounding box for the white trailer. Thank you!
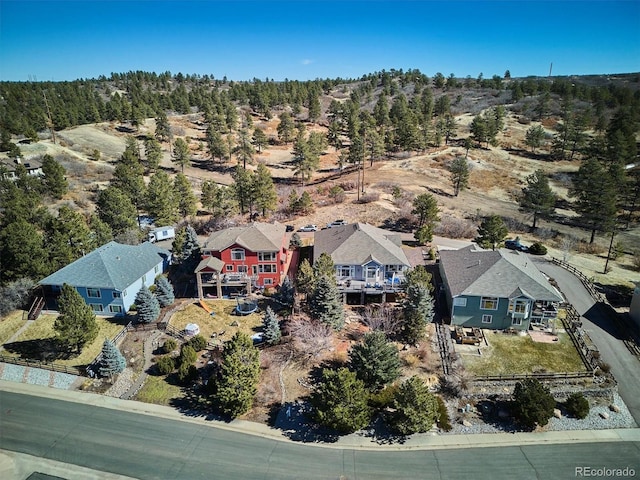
[148,226,176,243]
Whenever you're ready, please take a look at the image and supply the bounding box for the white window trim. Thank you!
[482,314,492,324]
[453,297,467,307]
[90,303,104,312]
[109,305,123,313]
[112,291,121,299]
[87,288,101,299]
[231,248,245,261]
[512,317,523,326]
[258,252,277,262]
[263,278,273,285]
[226,265,234,271]
[480,297,499,310]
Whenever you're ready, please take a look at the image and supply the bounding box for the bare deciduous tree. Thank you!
[362,303,402,336]
[288,317,333,364]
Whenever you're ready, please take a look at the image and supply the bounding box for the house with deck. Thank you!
[37,241,171,317]
[195,222,290,298]
[313,223,411,304]
[439,245,563,330]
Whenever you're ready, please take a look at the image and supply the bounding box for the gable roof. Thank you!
[39,241,170,291]
[313,223,410,267]
[439,245,562,302]
[195,256,225,273]
[203,222,285,252]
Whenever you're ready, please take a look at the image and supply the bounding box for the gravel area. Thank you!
[51,372,78,389]
[444,392,636,435]
[0,362,80,390]
[1,363,26,382]
[104,367,136,398]
[26,368,51,387]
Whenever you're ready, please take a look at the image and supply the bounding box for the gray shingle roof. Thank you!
[39,241,170,291]
[440,245,562,302]
[313,223,410,267]
[203,222,285,252]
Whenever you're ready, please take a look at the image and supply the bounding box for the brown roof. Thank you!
[203,222,285,253]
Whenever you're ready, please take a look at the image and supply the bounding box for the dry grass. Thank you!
[169,299,263,343]
[460,330,587,376]
[0,310,28,345]
[6,314,125,366]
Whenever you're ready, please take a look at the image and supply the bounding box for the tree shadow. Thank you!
[582,303,625,341]
[271,401,339,443]
[2,337,74,361]
[475,398,521,432]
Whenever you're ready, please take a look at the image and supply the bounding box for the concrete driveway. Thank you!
[535,259,640,425]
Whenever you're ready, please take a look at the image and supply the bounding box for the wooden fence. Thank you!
[551,257,606,302]
[0,353,81,376]
[473,370,594,382]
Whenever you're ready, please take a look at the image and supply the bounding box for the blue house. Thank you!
[38,241,171,316]
[439,245,563,330]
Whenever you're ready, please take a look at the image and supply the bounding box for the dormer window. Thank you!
[231,248,245,261]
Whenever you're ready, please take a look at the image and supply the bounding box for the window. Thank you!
[258,252,276,262]
[226,265,234,271]
[453,297,467,307]
[154,265,159,273]
[258,264,277,273]
[109,305,123,314]
[482,314,493,324]
[263,278,273,285]
[365,266,378,280]
[90,304,104,312]
[231,248,245,261]
[142,274,147,284]
[112,291,121,299]
[514,302,527,314]
[87,288,101,298]
[512,317,522,326]
[480,297,499,310]
[338,266,352,277]
[237,265,248,273]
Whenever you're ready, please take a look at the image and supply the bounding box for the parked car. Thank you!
[285,225,295,232]
[327,219,347,228]
[505,239,529,252]
[298,224,318,232]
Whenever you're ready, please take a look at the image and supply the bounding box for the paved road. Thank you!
[535,260,640,424]
[1,389,639,480]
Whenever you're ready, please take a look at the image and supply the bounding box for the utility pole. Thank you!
[43,91,56,144]
[604,228,616,274]
[548,62,553,77]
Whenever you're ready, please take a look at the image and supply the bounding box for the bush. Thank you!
[359,192,380,204]
[436,396,452,431]
[155,355,175,375]
[369,384,400,410]
[186,335,207,352]
[565,392,590,419]
[528,242,547,255]
[176,363,198,384]
[511,379,556,430]
[179,345,197,367]
[163,338,178,354]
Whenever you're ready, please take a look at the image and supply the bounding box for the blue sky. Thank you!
[1,1,639,82]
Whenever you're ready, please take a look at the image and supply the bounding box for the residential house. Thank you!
[439,245,563,330]
[313,223,411,303]
[38,241,171,316]
[195,223,290,298]
[1,157,43,179]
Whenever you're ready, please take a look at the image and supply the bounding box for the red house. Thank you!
[195,223,291,298]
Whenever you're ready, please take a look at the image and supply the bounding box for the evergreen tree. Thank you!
[295,258,315,297]
[96,186,137,235]
[449,157,470,197]
[54,284,99,354]
[212,332,261,418]
[411,193,440,228]
[41,154,68,199]
[144,136,162,172]
[309,275,344,330]
[234,128,254,169]
[348,331,401,391]
[253,163,278,217]
[0,219,48,284]
[231,163,255,215]
[276,111,295,144]
[179,225,201,269]
[512,379,556,430]
[135,285,161,323]
[274,276,295,307]
[569,157,617,243]
[401,283,434,344]
[112,138,146,208]
[98,338,127,378]
[289,232,303,250]
[206,125,228,163]
[313,252,335,280]
[154,276,175,307]
[201,181,235,219]
[475,215,508,250]
[262,307,281,345]
[173,173,197,218]
[518,170,556,229]
[145,171,178,225]
[525,124,545,153]
[155,111,171,142]
[252,127,268,153]
[311,367,371,434]
[172,137,190,173]
[389,376,438,435]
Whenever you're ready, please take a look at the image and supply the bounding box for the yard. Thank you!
[1,314,126,366]
[0,310,27,345]
[459,329,588,376]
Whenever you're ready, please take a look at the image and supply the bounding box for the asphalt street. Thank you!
[1,389,639,480]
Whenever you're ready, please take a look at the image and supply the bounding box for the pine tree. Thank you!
[98,338,126,378]
[525,124,545,153]
[262,307,281,345]
[348,331,401,391]
[181,225,201,266]
[144,136,162,172]
[274,276,295,307]
[41,154,68,199]
[155,111,171,142]
[401,283,434,344]
[173,173,197,218]
[449,157,469,197]
[519,170,556,229]
[311,367,371,434]
[512,379,556,430]
[154,276,175,307]
[212,332,261,418]
[172,138,190,173]
[276,111,295,144]
[231,164,255,215]
[145,171,178,225]
[252,127,268,153]
[96,186,137,235]
[135,285,161,323]
[295,259,315,296]
[309,275,344,330]
[253,163,278,217]
[390,376,438,435]
[312,252,335,280]
[54,284,99,353]
[411,193,440,228]
[475,215,508,250]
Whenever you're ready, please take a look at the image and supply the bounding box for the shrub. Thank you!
[565,392,590,419]
[436,396,452,431]
[369,384,400,410]
[528,242,547,255]
[186,335,207,352]
[163,338,178,354]
[511,379,556,430]
[155,355,175,375]
[176,363,198,384]
[179,345,197,367]
[359,192,380,204]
